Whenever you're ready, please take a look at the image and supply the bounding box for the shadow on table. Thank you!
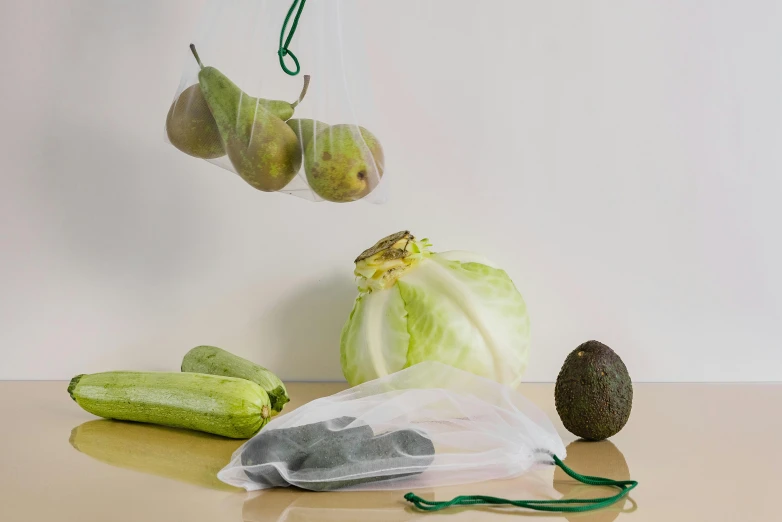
[552,440,637,522]
[240,441,637,522]
[242,488,424,522]
[67,419,636,520]
[69,419,244,491]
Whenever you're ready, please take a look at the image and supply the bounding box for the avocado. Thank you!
[554,340,633,441]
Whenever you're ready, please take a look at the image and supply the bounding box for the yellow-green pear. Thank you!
[304,124,384,202]
[231,107,302,191]
[165,84,224,159]
[287,119,329,152]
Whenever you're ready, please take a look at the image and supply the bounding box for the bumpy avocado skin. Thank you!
[554,340,633,441]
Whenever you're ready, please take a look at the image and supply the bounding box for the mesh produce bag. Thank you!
[219,362,637,514]
[164,0,386,203]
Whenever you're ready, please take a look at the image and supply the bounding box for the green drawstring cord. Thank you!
[279,0,307,76]
[404,454,638,513]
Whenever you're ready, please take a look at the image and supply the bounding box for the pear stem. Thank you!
[290,74,311,109]
[190,44,204,70]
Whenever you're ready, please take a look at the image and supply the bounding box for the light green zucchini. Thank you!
[68,371,270,439]
[181,346,289,414]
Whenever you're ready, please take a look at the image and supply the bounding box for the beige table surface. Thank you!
[1,381,780,521]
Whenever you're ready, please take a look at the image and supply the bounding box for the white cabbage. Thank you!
[340,232,530,387]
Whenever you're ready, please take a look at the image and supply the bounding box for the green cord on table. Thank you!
[404,454,638,513]
[279,0,307,76]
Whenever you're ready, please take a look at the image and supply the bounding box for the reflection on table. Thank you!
[69,419,244,491]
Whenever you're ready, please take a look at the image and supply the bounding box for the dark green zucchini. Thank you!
[181,345,289,413]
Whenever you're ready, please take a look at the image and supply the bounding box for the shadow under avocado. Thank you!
[554,440,636,522]
[69,419,244,491]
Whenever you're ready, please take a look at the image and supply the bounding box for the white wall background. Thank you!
[1,0,781,382]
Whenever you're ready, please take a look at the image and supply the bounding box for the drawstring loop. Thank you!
[279,0,307,75]
[404,454,638,514]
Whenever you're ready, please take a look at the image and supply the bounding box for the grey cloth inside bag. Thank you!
[219,362,565,492]
[239,416,434,491]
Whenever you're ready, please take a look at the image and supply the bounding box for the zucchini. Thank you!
[70,419,242,491]
[68,371,271,439]
[181,346,289,414]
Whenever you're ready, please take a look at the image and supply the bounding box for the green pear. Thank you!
[287,119,329,152]
[165,84,224,159]
[252,73,309,122]
[304,124,384,202]
[231,106,302,191]
[191,45,305,192]
[257,96,304,122]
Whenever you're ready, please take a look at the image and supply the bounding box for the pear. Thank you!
[232,106,302,191]
[287,118,329,152]
[258,73,309,122]
[256,91,307,122]
[250,73,309,122]
[191,45,306,192]
[165,84,224,159]
[304,124,384,202]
